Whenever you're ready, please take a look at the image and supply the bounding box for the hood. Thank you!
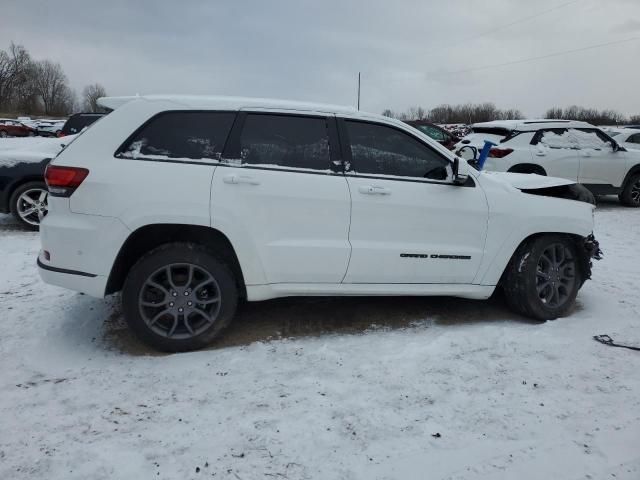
[480,171,596,205]
[0,135,76,169]
[482,171,575,190]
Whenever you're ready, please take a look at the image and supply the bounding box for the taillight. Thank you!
[488,147,514,158]
[45,165,89,197]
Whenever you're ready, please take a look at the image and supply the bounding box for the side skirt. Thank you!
[246,283,495,301]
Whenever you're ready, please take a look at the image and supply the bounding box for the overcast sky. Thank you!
[1,0,639,117]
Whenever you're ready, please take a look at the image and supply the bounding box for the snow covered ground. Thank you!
[0,199,639,479]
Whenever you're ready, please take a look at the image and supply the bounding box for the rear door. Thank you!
[575,128,628,188]
[211,112,351,284]
[340,118,488,285]
[529,128,580,180]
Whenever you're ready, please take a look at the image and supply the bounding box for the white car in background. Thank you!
[35,120,65,137]
[38,95,601,352]
[457,120,640,206]
[605,128,640,151]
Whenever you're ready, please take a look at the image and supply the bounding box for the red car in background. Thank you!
[0,119,37,138]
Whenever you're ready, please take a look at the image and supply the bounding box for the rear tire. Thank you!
[619,173,640,207]
[0,130,7,138]
[502,235,582,321]
[10,181,49,231]
[122,243,238,352]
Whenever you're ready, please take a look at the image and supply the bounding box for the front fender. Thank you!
[474,189,594,286]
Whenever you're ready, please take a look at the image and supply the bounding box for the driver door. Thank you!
[340,118,489,285]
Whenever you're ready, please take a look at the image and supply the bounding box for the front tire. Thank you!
[122,243,238,352]
[503,235,582,320]
[619,173,640,207]
[10,181,49,231]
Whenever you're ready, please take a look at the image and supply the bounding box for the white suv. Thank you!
[456,120,640,207]
[38,96,601,351]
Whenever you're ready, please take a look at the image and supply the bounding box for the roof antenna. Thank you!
[357,72,361,110]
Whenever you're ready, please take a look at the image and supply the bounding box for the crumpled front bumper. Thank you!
[580,233,603,281]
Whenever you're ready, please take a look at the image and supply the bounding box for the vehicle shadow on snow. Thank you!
[595,195,630,211]
[0,213,32,233]
[102,292,543,356]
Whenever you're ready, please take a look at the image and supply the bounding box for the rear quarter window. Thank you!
[118,111,236,161]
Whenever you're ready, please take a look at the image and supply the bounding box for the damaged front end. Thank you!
[482,172,596,205]
[521,183,596,205]
[578,233,603,281]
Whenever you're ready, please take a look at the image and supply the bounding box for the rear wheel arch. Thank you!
[106,224,246,298]
[507,164,547,175]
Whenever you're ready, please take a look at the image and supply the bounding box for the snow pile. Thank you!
[540,129,612,151]
[0,203,639,478]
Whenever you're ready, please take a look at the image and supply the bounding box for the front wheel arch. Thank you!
[500,233,587,320]
[499,233,592,288]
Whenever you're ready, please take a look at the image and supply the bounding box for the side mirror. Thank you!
[452,157,470,185]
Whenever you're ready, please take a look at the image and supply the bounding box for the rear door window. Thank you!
[531,129,571,148]
[238,113,331,170]
[119,111,236,161]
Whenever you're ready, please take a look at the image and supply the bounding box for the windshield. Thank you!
[416,125,447,141]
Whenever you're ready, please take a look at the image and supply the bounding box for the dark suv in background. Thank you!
[58,113,104,137]
[403,120,459,149]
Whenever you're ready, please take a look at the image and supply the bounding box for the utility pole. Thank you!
[357,72,361,110]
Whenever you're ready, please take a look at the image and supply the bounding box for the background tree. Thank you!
[82,83,107,112]
[0,42,32,112]
[30,60,74,115]
[387,103,524,124]
[544,105,626,125]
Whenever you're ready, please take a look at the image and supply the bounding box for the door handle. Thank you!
[359,185,391,195]
[223,174,260,185]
